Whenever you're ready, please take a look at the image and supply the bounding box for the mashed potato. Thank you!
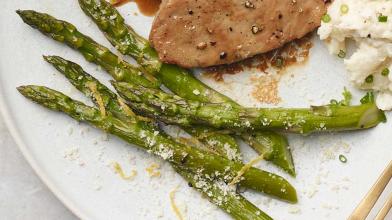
[318,0,392,110]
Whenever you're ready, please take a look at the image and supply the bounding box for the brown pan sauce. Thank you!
[111,0,161,16]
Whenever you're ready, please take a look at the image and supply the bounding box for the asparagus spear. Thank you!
[44,55,270,219]
[113,81,386,134]
[17,9,291,174]
[17,9,242,164]
[45,54,241,160]
[128,97,296,173]
[16,10,159,88]
[241,131,294,176]
[77,0,295,174]
[175,167,273,220]
[18,85,297,203]
[77,0,229,103]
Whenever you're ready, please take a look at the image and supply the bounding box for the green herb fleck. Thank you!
[274,57,284,68]
[378,15,388,22]
[381,68,390,77]
[330,99,339,105]
[341,87,352,106]
[365,75,374,83]
[339,155,347,163]
[340,4,349,14]
[360,92,375,104]
[338,50,346,58]
[330,88,352,106]
[322,14,331,23]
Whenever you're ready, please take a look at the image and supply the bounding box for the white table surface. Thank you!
[0,117,77,220]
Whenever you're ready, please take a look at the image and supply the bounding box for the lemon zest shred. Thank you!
[86,82,106,117]
[195,130,229,139]
[113,162,137,180]
[175,137,203,148]
[170,186,184,220]
[229,153,266,186]
[137,115,155,122]
[117,97,136,117]
[142,68,159,84]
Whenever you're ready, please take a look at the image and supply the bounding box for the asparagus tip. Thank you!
[17,85,39,96]
[15,9,29,18]
[42,55,58,63]
[16,85,26,93]
[287,169,296,177]
[17,85,36,100]
[17,85,32,95]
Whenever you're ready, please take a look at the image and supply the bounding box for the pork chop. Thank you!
[150,0,327,68]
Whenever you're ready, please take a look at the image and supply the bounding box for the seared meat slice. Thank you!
[150,0,327,68]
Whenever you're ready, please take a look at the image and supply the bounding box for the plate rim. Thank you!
[0,85,87,220]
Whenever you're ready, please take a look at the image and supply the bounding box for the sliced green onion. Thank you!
[378,15,388,22]
[330,99,339,105]
[340,4,349,14]
[275,57,284,68]
[360,92,375,104]
[365,75,374,83]
[338,50,346,58]
[339,155,347,163]
[341,87,352,106]
[381,68,390,76]
[322,14,331,23]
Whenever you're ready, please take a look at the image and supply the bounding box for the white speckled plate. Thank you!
[1,1,391,219]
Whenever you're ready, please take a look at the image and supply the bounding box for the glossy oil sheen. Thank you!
[134,0,161,16]
[113,0,161,16]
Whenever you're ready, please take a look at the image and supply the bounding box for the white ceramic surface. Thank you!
[0,117,77,220]
[0,1,391,219]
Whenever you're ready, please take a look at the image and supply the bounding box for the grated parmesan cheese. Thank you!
[223,143,241,161]
[192,89,201,95]
[288,206,301,214]
[63,147,80,161]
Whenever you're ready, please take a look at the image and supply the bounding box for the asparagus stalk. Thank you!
[44,55,270,219]
[18,85,297,203]
[16,10,159,88]
[113,81,386,134]
[17,9,242,164]
[77,0,295,174]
